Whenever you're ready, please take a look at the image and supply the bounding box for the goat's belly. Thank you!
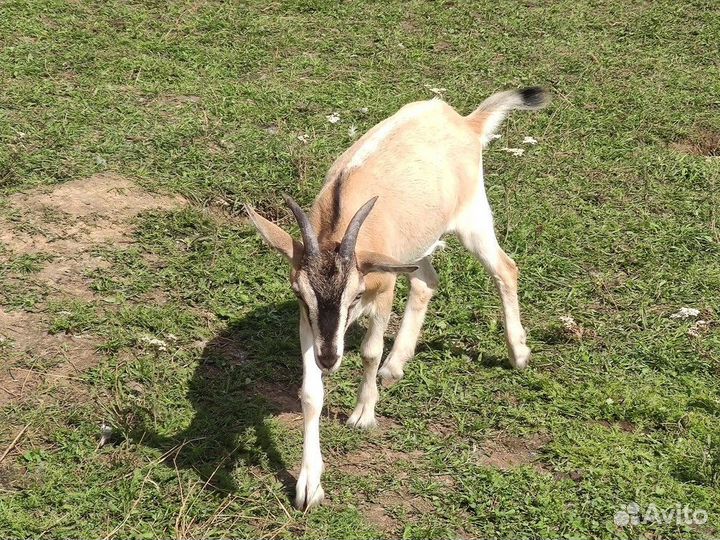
[393,238,446,264]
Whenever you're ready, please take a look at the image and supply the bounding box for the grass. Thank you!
[0,0,719,538]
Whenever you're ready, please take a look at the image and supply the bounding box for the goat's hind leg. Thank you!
[378,257,438,385]
[456,210,530,370]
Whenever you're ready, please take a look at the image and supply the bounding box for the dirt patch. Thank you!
[35,254,111,300]
[363,503,399,535]
[0,307,100,405]
[0,173,184,301]
[202,334,250,368]
[0,174,186,406]
[336,446,424,477]
[475,433,550,472]
[361,490,436,534]
[255,381,301,414]
[596,419,636,433]
[336,445,434,534]
[428,422,456,438]
[1,173,184,255]
[671,128,720,157]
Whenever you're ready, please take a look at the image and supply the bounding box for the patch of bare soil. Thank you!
[334,445,429,533]
[336,446,424,477]
[595,419,636,433]
[255,381,302,428]
[361,489,436,535]
[0,307,99,405]
[671,128,720,157]
[475,433,551,472]
[0,174,185,405]
[1,173,184,256]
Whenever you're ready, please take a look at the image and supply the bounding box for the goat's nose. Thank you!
[316,353,340,371]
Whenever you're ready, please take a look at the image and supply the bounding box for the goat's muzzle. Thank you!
[316,352,341,373]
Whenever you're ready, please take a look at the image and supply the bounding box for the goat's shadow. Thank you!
[128,298,503,497]
[131,300,306,496]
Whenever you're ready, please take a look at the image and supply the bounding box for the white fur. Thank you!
[421,240,446,258]
[378,258,438,384]
[472,89,538,147]
[347,299,389,429]
[295,309,325,510]
[450,159,530,369]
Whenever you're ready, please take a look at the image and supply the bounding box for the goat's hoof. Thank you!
[510,345,531,370]
[346,410,377,429]
[378,364,404,387]
[295,467,324,511]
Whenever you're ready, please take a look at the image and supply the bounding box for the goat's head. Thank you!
[246,195,417,373]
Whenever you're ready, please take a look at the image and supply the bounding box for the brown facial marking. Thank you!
[293,244,364,357]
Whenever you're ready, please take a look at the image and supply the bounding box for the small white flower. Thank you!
[489,134,502,141]
[424,84,447,97]
[348,125,358,138]
[670,307,700,320]
[501,147,525,157]
[99,423,113,447]
[522,136,538,145]
[559,315,577,329]
[326,112,341,124]
[297,134,309,144]
[358,107,369,114]
[606,398,615,405]
[139,335,168,351]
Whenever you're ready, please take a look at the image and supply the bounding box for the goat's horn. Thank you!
[283,194,319,257]
[339,196,378,259]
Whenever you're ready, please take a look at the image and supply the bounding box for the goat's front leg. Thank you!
[379,258,438,385]
[347,285,395,429]
[295,308,325,510]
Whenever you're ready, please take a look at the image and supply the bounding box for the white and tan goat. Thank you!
[246,87,549,509]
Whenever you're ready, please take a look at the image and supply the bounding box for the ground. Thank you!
[0,0,719,538]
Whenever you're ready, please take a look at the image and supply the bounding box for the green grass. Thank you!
[1,0,719,538]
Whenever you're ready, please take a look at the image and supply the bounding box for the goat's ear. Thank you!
[356,250,418,275]
[245,205,304,267]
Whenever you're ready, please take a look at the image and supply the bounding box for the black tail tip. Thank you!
[519,87,550,108]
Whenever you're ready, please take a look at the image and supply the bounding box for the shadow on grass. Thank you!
[132,300,303,498]
[128,299,499,499]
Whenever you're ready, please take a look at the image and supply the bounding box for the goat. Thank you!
[246,87,549,509]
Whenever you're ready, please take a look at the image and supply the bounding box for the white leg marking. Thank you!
[379,258,438,385]
[454,190,530,369]
[295,308,325,510]
[347,291,393,429]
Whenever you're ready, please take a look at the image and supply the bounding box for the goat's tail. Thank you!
[465,87,550,146]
